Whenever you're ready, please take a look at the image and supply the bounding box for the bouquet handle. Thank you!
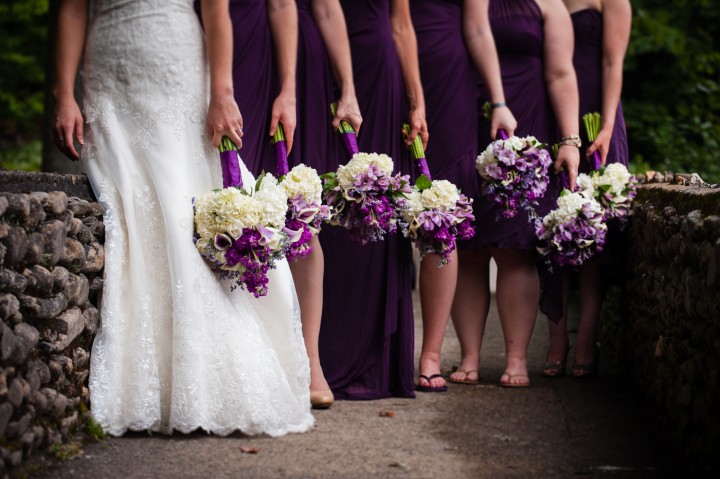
[497,128,509,141]
[330,102,360,159]
[272,123,290,177]
[590,150,602,171]
[402,123,432,181]
[219,137,243,188]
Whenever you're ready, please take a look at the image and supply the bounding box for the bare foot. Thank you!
[449,366,480,384]
[499,357,529,387]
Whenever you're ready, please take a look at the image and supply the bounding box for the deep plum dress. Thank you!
[228,0,275,175]
[318,0,416,400]
[410,0,479,197]
[541,8,631,322]
[464,0,560,250]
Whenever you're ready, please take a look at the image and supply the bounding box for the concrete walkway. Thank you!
[37,292,672,478]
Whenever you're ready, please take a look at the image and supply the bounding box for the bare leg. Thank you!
[544,269,571,375]
[417,250,458,389]
[288,235,330,393]
[492,248,539,386]
[573,258,605,372]
[449,249,492,383]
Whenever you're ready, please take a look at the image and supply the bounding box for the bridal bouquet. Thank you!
[535,189,607,268]
[577,163,638,224]
[400,124,475,265]
[272,125,331,261]
[476,132,553,220]
[194,138,290,297]
[321,103,411,245]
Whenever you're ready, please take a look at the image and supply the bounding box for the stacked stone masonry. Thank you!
[0,171,102,477]
[624,182,720,475]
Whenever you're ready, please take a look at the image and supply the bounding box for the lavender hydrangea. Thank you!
[476,135,553,219]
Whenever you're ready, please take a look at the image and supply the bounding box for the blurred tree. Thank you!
[623,0,720,183]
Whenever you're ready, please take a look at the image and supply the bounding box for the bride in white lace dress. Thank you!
[53,0,314,436]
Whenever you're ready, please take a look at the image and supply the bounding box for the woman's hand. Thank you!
[404,107,429,150]
[332,95,363,134]
[269,90,296,152]
[490,106,517,139]
[586,126,613,165]
[53,96,84,161]
[555,144,580,190]
[207,92,244,148]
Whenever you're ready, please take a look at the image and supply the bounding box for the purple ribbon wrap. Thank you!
[341,132,360,158]
[416,157,432,181]
[497,128,509,141]
[590,150,602,171]
[274,140,289,177]
[220,149,243,188]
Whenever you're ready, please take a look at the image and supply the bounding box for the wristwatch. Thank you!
[559,134,582,148]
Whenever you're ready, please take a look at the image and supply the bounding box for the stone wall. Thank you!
[621,179,720,475]
[0,171,102,477]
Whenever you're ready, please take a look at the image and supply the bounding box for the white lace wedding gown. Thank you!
[80,0,314,436]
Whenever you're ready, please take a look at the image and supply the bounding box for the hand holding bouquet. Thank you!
[321,103,411,245]
[272,125,331,261]
[400,124,474,265]
[193,138,290,297]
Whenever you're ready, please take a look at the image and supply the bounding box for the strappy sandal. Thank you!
[543,345,570,378]
[415,373,448,392]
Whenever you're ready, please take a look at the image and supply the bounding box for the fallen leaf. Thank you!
[240,446,260,454]
[379,411,395,417]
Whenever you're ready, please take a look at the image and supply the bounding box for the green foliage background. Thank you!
[0,0,49,171]
[0,0,718,181]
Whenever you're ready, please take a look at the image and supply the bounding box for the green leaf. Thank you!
[415,174,432,191]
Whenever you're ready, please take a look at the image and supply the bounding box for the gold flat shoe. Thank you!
[310,390,334,409]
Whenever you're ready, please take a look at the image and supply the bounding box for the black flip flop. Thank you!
[415,373,448,392]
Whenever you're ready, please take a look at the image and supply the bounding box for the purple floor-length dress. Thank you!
[464,0,560,250]
[540,8,631,322]
[410,0,479,196]
[229,0,275,175]
[318,0,416,400]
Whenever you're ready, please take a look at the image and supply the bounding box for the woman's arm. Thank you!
[541,0,580,189]
[463,0,516,138]
[390,0,428,148]
[588,0,631,163]
[312,0,363,133]
[267,0,299,151]
[53,0,88,160]
[202,0,244,148]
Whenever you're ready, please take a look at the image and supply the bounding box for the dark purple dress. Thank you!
[540,8,631,323]
[464,0,560,251]
[229,0,275,175]
[317,0,416,400]
[410,0,479,196]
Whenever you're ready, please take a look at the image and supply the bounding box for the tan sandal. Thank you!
[498,372,530,388]
[448,368,480,385]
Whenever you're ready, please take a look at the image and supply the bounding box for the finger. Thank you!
[490,125,498,140]
[568,167,578,191]
[211,128,223,148]
[553,157,563,174]
[285,122,295,153]
[269,111,279,137]
[420,129,429,150]
[600,147,608,166]
[354,115,363,135]
[63,125,79,160]
[75,117,85,146]
[331,115,341,130]
[228,128,243,148]
[407,122,420,145]
[586,141,598,156]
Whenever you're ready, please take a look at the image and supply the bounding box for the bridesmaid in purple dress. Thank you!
[318,0,428,400]
[229,0,297,175]
[289,0,362,408]
[543,0,631,379]
[451,0,581,387]
[409,0,516,391]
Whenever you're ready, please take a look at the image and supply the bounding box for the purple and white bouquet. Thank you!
[535,189,607,268]
[476,133,553,219]
[400,124,475,265]
[321,104,411,245]
[272,125,331,261]
[576,163,638,224]
[193,138,290,297]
